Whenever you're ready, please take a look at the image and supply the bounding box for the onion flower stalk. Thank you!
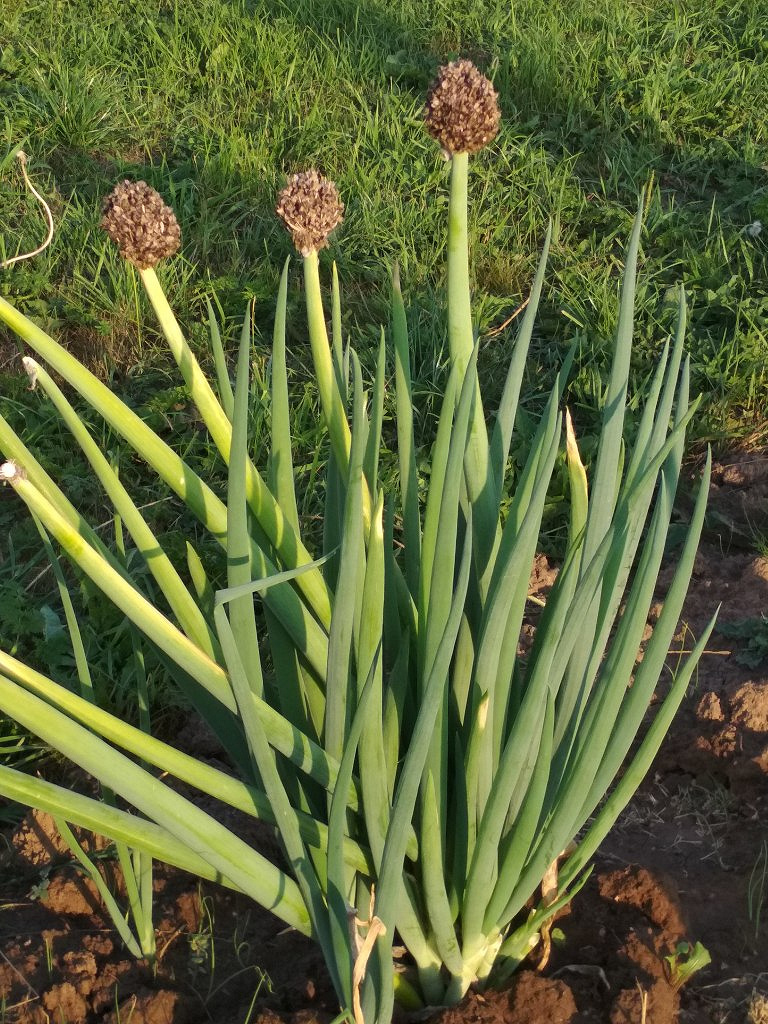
[0,60,715,1024]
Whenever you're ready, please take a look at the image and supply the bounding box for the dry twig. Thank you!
[1,151,55,268]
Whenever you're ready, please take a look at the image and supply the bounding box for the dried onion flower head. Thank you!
[276,170,344,256]
[100,181,181,269]
[424,60,501,155]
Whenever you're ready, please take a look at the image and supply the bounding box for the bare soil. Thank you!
[1,447,767,1024]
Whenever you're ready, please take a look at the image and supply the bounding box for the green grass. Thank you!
[1,0,766,425]
[0,0,766,755]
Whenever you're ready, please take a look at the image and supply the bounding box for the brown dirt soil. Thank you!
[1,447,768,1024]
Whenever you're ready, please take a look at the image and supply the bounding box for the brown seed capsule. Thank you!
[424,60,501,155]
[276,170,344,256]
[100,180,181,269]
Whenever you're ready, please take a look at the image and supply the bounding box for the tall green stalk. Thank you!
[447,153,498,585]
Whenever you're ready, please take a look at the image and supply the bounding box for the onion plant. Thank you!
[0,60,715,1024]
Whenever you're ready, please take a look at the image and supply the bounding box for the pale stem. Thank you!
[303,250,352,471]
[447,152,474,368]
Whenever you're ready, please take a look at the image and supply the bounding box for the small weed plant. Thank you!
[717,615,768,669]
[0,62,716,1024]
